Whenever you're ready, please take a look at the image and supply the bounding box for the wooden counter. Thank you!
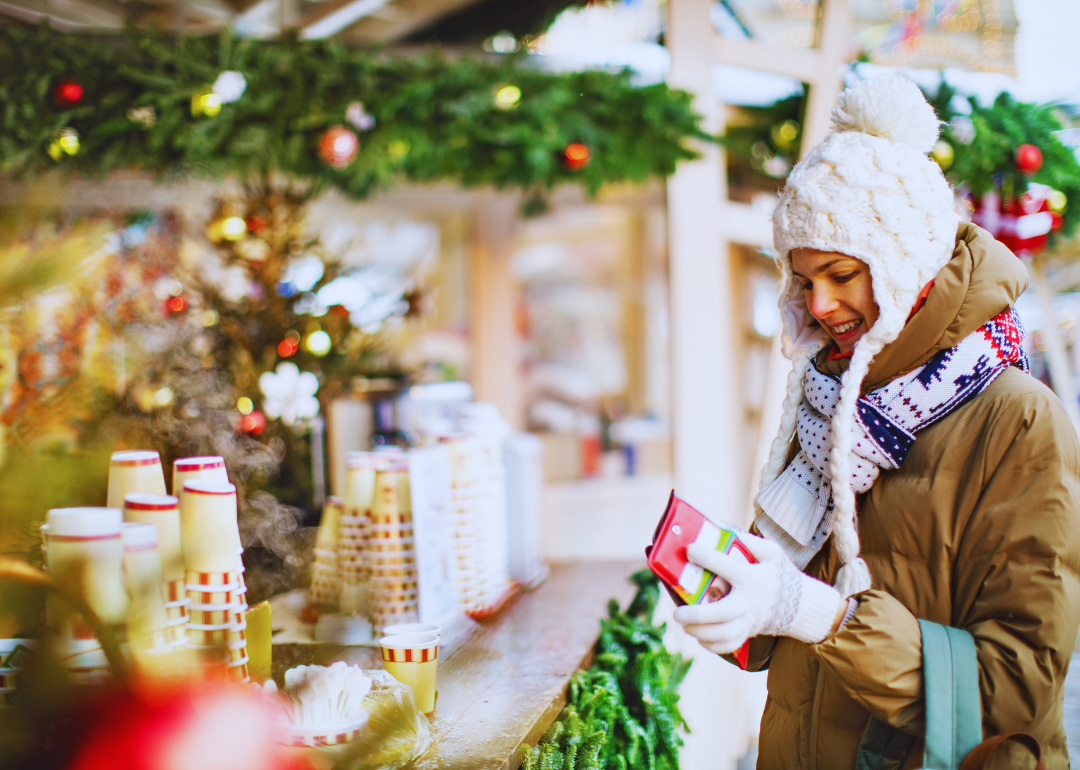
[272,560,641,770]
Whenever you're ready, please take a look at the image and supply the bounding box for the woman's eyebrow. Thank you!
[793,258,847,280]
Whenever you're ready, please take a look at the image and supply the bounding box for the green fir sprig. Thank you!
[0,25,710,213]
[521,571,691,770]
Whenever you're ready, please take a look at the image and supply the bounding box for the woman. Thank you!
[674,75,1080,769]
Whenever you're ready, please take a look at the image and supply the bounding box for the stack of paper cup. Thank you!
[308,496,343,610]
[443,436,483,611]
[368,462,418,633]
[121,522,172,652]
[470,433,514,609]
[46,507,128,682]
[339,453,381,614]
[107,451,167,509]
[180,480,249,682]
[172,456,228,497]
[123,494,188,647]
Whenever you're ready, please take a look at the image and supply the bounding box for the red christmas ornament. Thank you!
[1015,143,1043,175]
[165,295,188,314]
[241,410,266,435]
[318,126,359,169]
[54,79,84,109]
[245,215,266,233]
[277,338,299,357]
[564,143,590,170]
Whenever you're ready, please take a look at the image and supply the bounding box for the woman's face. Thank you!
[790,248,879,355]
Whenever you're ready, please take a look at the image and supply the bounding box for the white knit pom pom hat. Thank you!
[760,75,959,598]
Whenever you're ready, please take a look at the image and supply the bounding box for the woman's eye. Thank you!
[801,282,812,291]
[834,272,857,283]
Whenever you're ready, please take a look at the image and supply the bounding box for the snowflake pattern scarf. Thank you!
[756,309,1029,569]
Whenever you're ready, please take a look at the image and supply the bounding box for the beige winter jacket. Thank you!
[744,223,1080,769]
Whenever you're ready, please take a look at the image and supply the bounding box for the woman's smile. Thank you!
[790,248,880,355]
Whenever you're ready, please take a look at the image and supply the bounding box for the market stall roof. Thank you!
[0,0,581,42]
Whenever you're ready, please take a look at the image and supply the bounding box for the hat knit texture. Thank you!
[761,75,959,598]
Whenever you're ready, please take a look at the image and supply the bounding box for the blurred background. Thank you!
[2,0,1080,768]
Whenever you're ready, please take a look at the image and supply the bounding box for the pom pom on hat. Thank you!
[830,75,942,153]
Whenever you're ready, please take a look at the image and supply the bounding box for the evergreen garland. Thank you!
[0,25,710,212]
[520,571,691,770]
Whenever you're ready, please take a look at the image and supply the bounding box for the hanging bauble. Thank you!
[1015,143,1043,175]
[165,295,188,314]
[53,79,84,109]
[318,126,359,169]
[345,102,376,131]
[564,143,590,170]
[47,128,80,161]
[932,140,954,170]
[493,84,521,110]
[1048,190,1067,214]
[212,71,247,104]
[241,410,266,435]
[770,120,799,152]
[191,91,222,118]
[245,215,266,233]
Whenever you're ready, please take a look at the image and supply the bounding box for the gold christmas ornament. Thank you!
[493,84,521,110]
[191,92,222,117]
[47,128,80,161]
[932,140,954,170]
[1048,189,1067,214]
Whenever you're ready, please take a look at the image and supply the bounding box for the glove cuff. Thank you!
[786,574,844,644]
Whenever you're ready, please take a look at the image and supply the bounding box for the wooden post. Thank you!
[1029,254,1080,431]
[667,0,739,521]
[470,195,524,429]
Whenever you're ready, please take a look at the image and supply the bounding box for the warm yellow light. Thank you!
[388,139,410,159]
[201,93,222,116]
[221,216,247,241]
[154,387,174,406]
[237,397,254,415]
[306,330,332,356]
[201,309,219,327]
[58,132,80,155]
[494,85,522,109]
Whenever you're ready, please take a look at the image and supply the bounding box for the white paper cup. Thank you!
[381,623,440,638]
[180,481,241,572]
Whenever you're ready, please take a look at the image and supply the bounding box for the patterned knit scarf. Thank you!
[756,309,1029,569]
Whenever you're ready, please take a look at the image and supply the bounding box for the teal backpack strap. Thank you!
[918,619,982,770]
[855,621,982,770]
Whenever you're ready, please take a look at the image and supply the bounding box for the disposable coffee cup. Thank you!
[180,481,241,572]
[382,623,441,638]
[108,451,167,509]
[46,508,128,626]
[380,632,438,714]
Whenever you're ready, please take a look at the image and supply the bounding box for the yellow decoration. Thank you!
[220,216,246,241]
[494,84,521,110]
[771,120,799,151]
[305,330,332,356]
[200,309,219,327]
[153,387,174,406]
[191,92,222,117]
[1048,190,1067,214]
[47,128,80,161]
[237,397,254,415]
[388,139,410,159]
[932,140,954,170]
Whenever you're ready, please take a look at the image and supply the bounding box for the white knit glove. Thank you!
[672,534,846,655]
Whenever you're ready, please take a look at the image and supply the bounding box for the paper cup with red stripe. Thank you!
[282,721,368,748]
[180,481,242,573]
[123,494,184,588]
[172,456,228,498]
[47,508,129,627]
[187,624,235,646]
[108,451,166,510]
[380,633,438,714]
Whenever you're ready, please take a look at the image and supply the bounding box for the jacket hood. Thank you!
[816,222,1028,391]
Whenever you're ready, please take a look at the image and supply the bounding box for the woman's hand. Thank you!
[672,534,846,654]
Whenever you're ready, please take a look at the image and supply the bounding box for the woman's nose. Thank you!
[808,286,839,320]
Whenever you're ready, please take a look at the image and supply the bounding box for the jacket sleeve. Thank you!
[812,388,1080,737]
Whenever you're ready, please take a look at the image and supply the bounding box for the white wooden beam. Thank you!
[300,0,390,39]
[800,0,851,150]
[720,201,773,248]
[712,35,822,82]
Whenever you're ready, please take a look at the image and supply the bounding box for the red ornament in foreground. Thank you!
[564,143,590,170]
[318,125,359,169]
[54,79,84,109]
[1015,143,1043,175]
[241,410,266,435]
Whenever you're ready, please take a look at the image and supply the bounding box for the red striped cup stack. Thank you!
[45,507,128,683]
[368,463,419,634]
[443,436,483,612]
[338,452,382,614]
[123,494,188,647]
[180,480,249,682]
[107,451,167,510]
[308,496,343,612]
